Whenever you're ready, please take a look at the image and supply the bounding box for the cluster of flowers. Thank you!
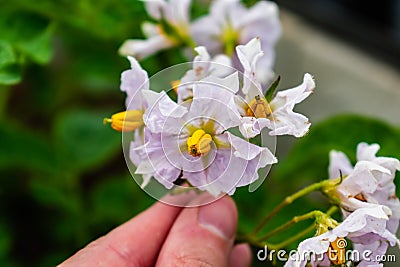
[119,0,281,84]
[286,143,400,266]
[105,0,315,196]
[105,1,400,265]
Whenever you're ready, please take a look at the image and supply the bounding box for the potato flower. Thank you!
[119,0,193,59]
[285,206,399,267]
[191,0,281,84]
[233,38,315,138]
[328,142,400,233]
[135,75,277,195]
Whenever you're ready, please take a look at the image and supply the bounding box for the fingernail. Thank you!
[198,196,237,240]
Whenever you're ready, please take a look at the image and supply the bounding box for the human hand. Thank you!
[58,194,251,267]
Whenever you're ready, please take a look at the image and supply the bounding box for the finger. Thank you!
[59,199,183,267]
[156,195,238,267]
[229,243,252,267]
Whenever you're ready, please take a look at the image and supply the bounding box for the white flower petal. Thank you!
[267,73,315,137]
[200,71,239,94]
[267,107,311,137]
[236,37,263,99]
[119,35,174,59]
[227,132,275,162]
[143,91,188,133]
[357,142,381,161]
[236,37,263,75]
[211,54,233,77]
[145,0,190,25]
[270,73,315,109]
[189,82,240,131]
[190,15,222,54]
[340,161,390,196]
[141,90,160,108]
[289,206,396,266]
[328,150,354,179]
[144,0,167,20]
[121,56,149,110]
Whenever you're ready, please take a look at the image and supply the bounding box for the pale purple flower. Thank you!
[121,56,149,110]
[329,142,400,233]
[119,0,191,59]
[177,46,232,103]
[191,0,281,83]
[120,56,153,187]
[136,79,277,195]
[284,206,399,267]
[234,38,315,138]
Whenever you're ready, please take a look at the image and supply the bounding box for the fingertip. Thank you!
[229,243,252,267]
[198,195,238,240]
[156,193,239,266]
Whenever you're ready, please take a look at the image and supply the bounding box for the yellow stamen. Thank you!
[246,95,272,118]
[354,193,367,202]
[171,80,181,94]
[104,110,143,132]
[187,129,212,157]
[221,24,239,56]
[327,237,347,265]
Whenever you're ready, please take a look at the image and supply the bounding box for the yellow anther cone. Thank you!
[187,129,212,157]
[104,110,143,132]
[246,95,272,118]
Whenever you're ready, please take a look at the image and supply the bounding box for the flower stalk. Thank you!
[251,179,339,235]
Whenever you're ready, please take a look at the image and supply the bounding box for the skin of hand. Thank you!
[58,194,252,267]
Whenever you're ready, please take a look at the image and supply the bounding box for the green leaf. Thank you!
[54,109,121,172]
[29,176,81,213]
[0,64,22,85]
[0,41,21,85]
[0,122,57,171]
[0,11,54,65]
[16,23,55,65]
[0,41,17,67]
[89,175,152,226]
[264,75,280,102]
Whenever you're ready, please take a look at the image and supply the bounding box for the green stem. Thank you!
[264,206,338,249]
[257,210,324,241]
[326,206,339,216]
[251,180,334,235]
[185,36,197,51]
[271,224,315,249]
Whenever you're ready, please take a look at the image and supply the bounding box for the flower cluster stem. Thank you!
[271,224,315,249]
[251,180,332,235]
[256,210,324,241]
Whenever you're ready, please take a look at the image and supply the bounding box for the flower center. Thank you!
[103,110,143,132]
[354,193,367,202]
[221,24,239,56]
[187,129,212,157]
[170,79,181,94]
[246,95,272,118]
[327,237,347,265]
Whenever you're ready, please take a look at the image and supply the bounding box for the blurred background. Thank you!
[0,0,399,266]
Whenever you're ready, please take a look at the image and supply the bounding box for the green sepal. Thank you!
[264,75,280,102]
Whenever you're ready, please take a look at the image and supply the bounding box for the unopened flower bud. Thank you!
[104,110,143,132]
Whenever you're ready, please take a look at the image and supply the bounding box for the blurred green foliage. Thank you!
[0,1,399,266]
[0,1,156,266]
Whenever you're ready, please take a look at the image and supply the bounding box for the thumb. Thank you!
[156,195,238,267]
